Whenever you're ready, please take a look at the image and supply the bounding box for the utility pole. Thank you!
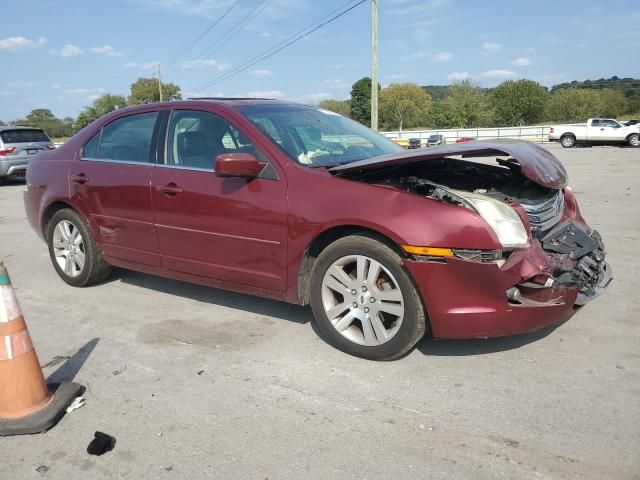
[157,64,163,102]
[370,0,378,131]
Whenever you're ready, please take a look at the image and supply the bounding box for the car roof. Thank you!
[0,125,45,132]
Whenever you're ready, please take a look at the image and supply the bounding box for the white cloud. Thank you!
[5,81,35,88]
[245,90,285,99]
[249,69,274,77]
[480,69,517,78]
[385,74,408,81]
[123,61,158,70]
[51,44,83,57]
[181,59,229,70]
[432,51,453,62]
[0,36,46,51]
[91,45,124,56]
[511,57,532,66]
[481,42,501,53]
[448,72,470,81]
[51,83,62,89]
[322,79,348,89]
[401,51,452,62]
[63,87,106,96]
[299,92,331,104]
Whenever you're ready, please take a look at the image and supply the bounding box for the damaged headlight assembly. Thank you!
[435,187,529,249]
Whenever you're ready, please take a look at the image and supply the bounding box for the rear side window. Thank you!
[591,119,601,126]
[82,132,100,158]
[93,112,158,163]
[0,129,50,143]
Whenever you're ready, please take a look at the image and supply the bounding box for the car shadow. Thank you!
[110,269,313,325]
[415,321,565,357]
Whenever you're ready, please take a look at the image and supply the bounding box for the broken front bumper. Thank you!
[404,223,612,339]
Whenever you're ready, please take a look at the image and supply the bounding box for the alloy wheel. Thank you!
[52,220,85,278]
[321,255,405,346]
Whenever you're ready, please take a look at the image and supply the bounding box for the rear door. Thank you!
[151,108,288,291]
[69,111,163,267]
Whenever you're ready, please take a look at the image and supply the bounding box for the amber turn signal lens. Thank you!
[401,245,454,257]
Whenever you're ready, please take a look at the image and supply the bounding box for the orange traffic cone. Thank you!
[0,262,81,436]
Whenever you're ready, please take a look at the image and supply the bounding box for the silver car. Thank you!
[0,126,54,181]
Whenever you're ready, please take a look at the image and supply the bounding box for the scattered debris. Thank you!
[616,364,625,370]
[112,365,127,376]
[164,466,173,472]
[87,431,116,456]
[197,370,204,375]
[41,355,71,369]
[66,396,86,414]
[35,464,49,473]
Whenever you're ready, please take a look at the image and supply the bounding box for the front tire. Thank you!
[309,235,426,360]
[560,135,576,148]
[628,133,639,147]
[47,209,111,287]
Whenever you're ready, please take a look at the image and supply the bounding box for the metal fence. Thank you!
[380,125,554,144]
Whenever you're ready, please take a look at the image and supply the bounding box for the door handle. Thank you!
[157,184,183,195]
[600,128,605,131]
[71,174,89,184]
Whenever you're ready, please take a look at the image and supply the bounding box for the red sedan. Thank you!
[24,99,611,360]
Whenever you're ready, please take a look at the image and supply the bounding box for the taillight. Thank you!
[47,145,56,150]
[549,128,554,133]
[0,147,16,156]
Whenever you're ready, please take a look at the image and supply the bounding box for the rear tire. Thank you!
[309,235,426,360]
[560,135,576,148]
[628,133,639,147]
[46,209,111,287]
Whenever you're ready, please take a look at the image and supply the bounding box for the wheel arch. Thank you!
[41,200,89,240]
[297,225,408,306]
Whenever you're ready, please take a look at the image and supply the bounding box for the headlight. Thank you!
[456,191,529,249]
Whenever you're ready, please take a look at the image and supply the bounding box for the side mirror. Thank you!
[214,153,265,178]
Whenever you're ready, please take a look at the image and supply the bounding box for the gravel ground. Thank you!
[0,144,638,479]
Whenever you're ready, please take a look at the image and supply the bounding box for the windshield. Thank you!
[237,104,403,167]
[428,135,440,141]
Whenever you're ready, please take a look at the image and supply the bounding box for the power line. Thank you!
[188,0,367,94]
[162,0,243,71]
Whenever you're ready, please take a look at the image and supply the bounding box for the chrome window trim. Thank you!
[78,157,154,166]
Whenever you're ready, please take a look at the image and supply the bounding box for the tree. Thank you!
[545,89,606,122]
[75,94,127,130]
[379,83,432,131]
[15,109,73,138]
[350,77,372,127]
[128,77,181,105]
[318,99,351,117]
[441,79,492,128]
[490,79,549,126]
[599,89,628,118]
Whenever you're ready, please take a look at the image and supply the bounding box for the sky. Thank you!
[1,0,639,121]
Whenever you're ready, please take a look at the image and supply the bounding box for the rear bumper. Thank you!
[404,225,611,339]
[0,157,30,178]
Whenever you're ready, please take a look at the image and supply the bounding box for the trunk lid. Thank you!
[329,139,568,189]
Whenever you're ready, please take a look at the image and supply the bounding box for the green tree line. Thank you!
[320,77,640,131]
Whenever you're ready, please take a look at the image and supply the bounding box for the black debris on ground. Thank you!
[87,432,116,456]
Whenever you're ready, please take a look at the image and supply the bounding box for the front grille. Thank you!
[520,191,564,231]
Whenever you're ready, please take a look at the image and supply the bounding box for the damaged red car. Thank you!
[23,99,612,360]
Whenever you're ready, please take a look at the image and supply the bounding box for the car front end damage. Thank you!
[330,140,612,339]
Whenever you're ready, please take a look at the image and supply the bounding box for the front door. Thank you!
[69,111,162,267]
[151,109,288,292]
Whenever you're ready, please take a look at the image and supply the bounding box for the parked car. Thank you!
[0,126,54,181]
[426,134,445,146]
[624,119,639,127]
[548,118,640,148]
[455,136,476,143]
[408,138,422,149]
[24,99,612,360]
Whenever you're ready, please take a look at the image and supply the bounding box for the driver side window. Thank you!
[165,110,260,171]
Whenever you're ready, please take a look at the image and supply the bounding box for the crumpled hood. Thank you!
[329,139,568,189]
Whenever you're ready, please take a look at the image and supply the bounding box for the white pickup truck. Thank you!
[548,118,640,148]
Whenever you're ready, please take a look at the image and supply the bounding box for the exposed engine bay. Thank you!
[353,156,565,233]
